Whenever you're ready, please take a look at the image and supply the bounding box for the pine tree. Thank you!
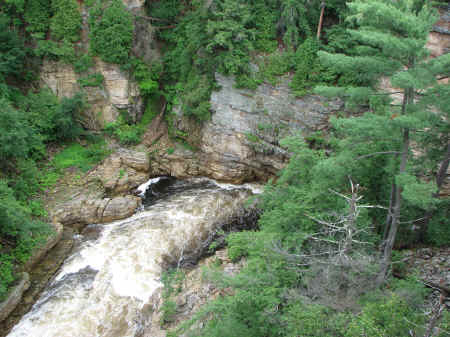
[315,0,450,284]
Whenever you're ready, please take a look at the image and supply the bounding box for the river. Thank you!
[7,178,259,337]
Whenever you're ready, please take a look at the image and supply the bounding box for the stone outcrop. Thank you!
[40,0,159,130]
[427,5,450,58]
[0,273,30,323]
[51,194,141,227]
[90,148,150,195]
[101,196,142,222]
[148,74,342,183]
[41,58,142,131]
[46,147,149,227]
[143,249,245,337]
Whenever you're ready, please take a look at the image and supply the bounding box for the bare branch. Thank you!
[328,188,352,201]
[358,204,389,210]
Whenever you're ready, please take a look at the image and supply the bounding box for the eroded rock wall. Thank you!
[148,74,342,183]
[49,148,150,227]
[427,5,450,58]
[40,0,159,130]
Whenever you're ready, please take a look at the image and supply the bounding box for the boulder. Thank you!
[52,195,141,226]
[91,148,150,195]
[101,196,142,223]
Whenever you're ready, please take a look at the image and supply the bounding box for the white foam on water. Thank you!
[135,177,164,197]
[199,177,264,195]
[8,179,255,337]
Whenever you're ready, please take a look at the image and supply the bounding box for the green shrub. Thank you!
[181,74,214,121]
[52,144,90,171]
[0,14,26,78]
[73,55,95,73]
[0,180,33,238]
[284,302,347,337]
[24,0,51,35]
[52,140,109,172]
[50,0,82,42]
[20,89,84,144]
[161,299,177,326]
[51,93,85,141]
[0,98,43,163]
[426,199,450,246]
[20,89,59,142]
[138,100,160,127]
[115,126,141,145]
[78,73,104,88]
[105,116,143,146]
[253,3,277,52]
[129,58,162,97]
[39,168,61,189]
[0,254,15,301]
[245,133,261,143]
[290,38,321,96]
[226,231,258,262]
[346,294,425,337]
[12,159,41,202]
[160,269,185,326]
[256,51,293,85]
[34,39,76,63]
[89,0,134,64]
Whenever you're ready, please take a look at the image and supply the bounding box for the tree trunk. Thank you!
[382,182,396,242]
[377,128,410,286]
[377,87,413,286]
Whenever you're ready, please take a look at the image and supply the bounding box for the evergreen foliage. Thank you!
[0,14,26,79]
[0,98,43,163]
[0,0,448,331]
[150,0,339,121]
[171,137,438,337]
[89,0,134,64]
[315,0,449,282]
[165,2,449,336]
[50,0,82,42]
[24,0,52,35]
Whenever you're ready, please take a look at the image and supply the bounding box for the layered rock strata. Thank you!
[148,74,342,183]
[40,0,159,130]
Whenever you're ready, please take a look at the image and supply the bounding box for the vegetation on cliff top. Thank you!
[0,1,449,334]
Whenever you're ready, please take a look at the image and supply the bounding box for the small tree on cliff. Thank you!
[315,0,450,284]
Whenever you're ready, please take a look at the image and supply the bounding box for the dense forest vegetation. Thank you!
[149,0,450,335]
[0,0,449,334]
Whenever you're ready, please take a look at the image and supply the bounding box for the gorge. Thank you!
[0,1,449,336]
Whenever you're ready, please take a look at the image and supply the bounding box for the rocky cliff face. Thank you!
[40,0,159,130]
[427,5,450,58]
[48,147,150,227]
[148,74,342,183]
[41,59,144,130]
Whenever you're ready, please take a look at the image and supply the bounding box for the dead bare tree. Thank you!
[272,178,384,310]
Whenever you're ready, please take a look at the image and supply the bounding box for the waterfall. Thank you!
[8,178,259,337]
